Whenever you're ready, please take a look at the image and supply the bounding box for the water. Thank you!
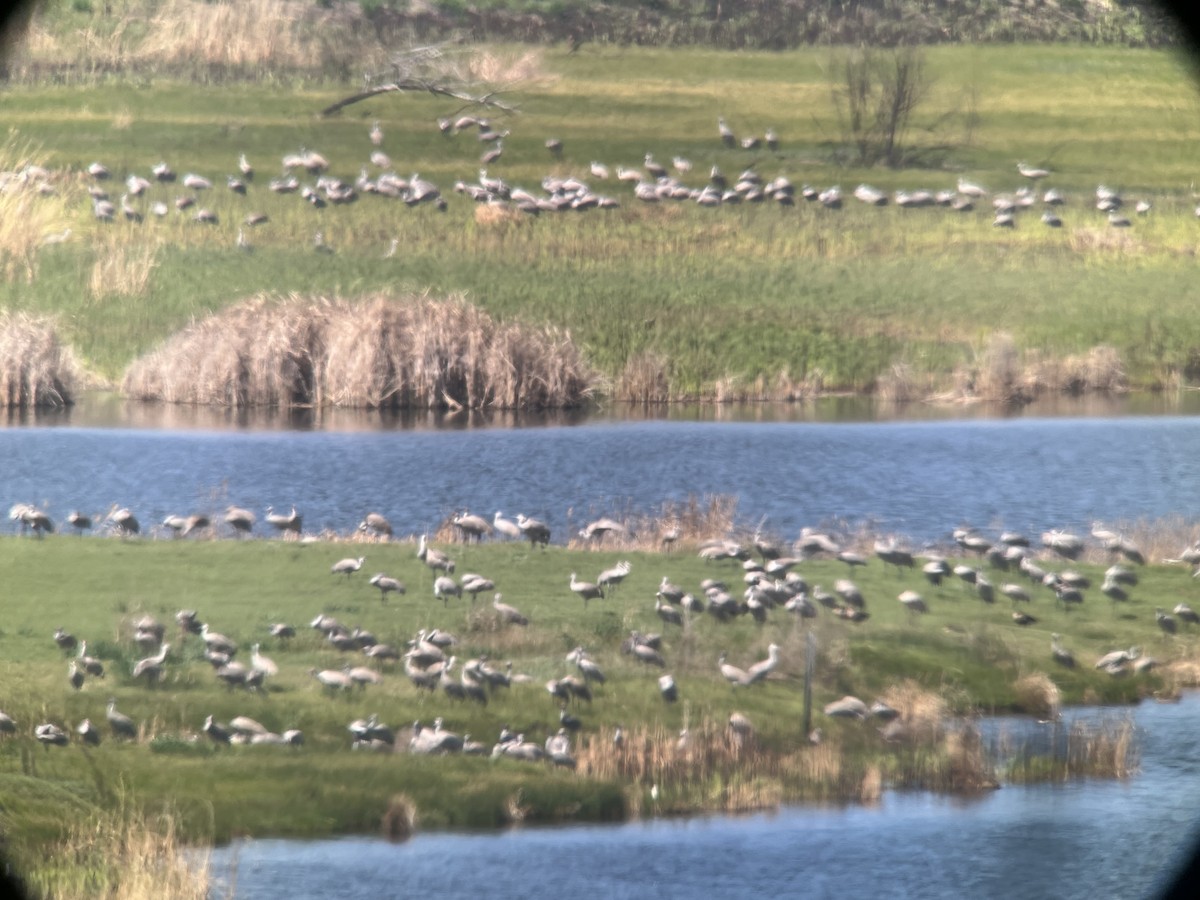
[207,695,1200,900]
[5,407,1200,544]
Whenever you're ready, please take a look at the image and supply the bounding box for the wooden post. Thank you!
[802,630,815,740]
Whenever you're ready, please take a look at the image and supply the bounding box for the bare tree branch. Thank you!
[320,40,521,118]
[320,82,518,118]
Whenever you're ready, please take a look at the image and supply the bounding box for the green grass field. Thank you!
[0,528,1194,890]
[2,44,1199,399]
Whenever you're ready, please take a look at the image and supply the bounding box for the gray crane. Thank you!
[35,722,69,749]
[201,624,237,656]
[569,572,604,607]
[224,506,255,537]
[265,505,302,536]
[743,643,781,685]
[359,512,393,538]
[1156,607,1177,637]
[492,593,528,626]
[369,573,405,602]
[493,511,522,540]
[718,653,749,688]
[452,511,491,542]
[1051,633,1075,668]
[517,514,551,547]
[106,698,137,740]
[433,575,462,605]
[417,534,455,574]
[597,560,632,594]
[132,643,170,684]
[66,511,92,536]
[77,718,101,746]
[331,556,365,581]
[898,590,928,616]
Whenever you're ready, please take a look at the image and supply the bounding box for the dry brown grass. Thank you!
[89,236,161,300]
[949,333,1129,403]
[710,370,819,403]
[25,804,212,900]
[12,0,392,80]
[1013,672,1061,720]
[614,351,671,404]
[0,311,80,408]
[0,140,73,283]
[942,723,999,791]
[380,794,418,843]
[878,680,948,742]
[121,292,598,410]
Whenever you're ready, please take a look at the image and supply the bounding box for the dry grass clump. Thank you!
[877,680,948,742]
[12,0,390,80]
[710,370,820,403]
[0,311,80,408]
[952,333,1129,402]
[122,292,598,410]
[380,794,418,843]
[0,141,72,283]
[631,494,740,551]
[23,805,211,900]
[89,236,161,300]
[1023,344,1128,396]
[614,351,671,404]
[942,723,999,791]
[1013,672,1061,720]
[466,48,547,86]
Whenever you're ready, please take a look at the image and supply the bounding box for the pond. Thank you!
[205,695,1200,900]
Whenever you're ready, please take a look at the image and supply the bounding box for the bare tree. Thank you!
[831,45,930,168]
[321,41,520,118]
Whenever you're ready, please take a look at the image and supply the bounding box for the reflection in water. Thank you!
[9,390,1200,433]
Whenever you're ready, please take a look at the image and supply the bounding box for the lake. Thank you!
[205,694,1200,900]
[6,394,1200,547]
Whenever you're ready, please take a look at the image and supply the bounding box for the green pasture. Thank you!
[1,44,1199,394]
[0,531,1194,867]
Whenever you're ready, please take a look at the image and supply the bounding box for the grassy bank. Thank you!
[0,525,1196,889]
[1,45,1198,401]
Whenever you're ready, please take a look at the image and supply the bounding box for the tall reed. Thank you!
[121,292,599,410]
[0,311,80,408]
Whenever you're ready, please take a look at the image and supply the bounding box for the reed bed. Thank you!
[17,802,213,900]
[0,311,80,408]
[89,236,162,301]
[1004,718,1138,783]
[121,292,598,410]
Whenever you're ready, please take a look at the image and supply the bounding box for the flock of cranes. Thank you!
[10,110,1195,262]
[7,492,1198,763]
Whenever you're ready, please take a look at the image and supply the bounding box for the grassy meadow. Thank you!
[1,523,1198,891]
[1,43,1199,401]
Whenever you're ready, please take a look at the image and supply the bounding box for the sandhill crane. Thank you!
[718,653,749,688]
[77,718,101,746]
[1018,162,1051,180]
[824,696,869,718]
[68,660,85,690]
[1173,603,1200,627]
[834,579,865,610]
[359,512,392,538]
[626,637,665,668]
[162,514,187,537]
[898,590,928,616]
[331,556,365,581]
[1012,610,1038,626]
[311,667,355,692]
[516,514,551,547]
[133,643,170,683]
[264,505,302,535]
[64,511,91,536]
[1002,583,1031,605]
[569,572,604,607]
[433,575,462,605]
[369,573,405,601]
[224,506,255,537]
[1050,633,1075,668]
[743,643,780,685]
[201,624,237,656]
[53,627,77,653]
[68,639,102,677]
[35,723,69,749]
[597,560,632,594]
[1156,607,1178,637]
[492,593,528,626]
[653,597,682,627]
[106,698,137,740]
[269,623,295,641]
[492,511,521,540]
[250,643,278,678]
[417,534,455,574]
[452,511,491,542]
